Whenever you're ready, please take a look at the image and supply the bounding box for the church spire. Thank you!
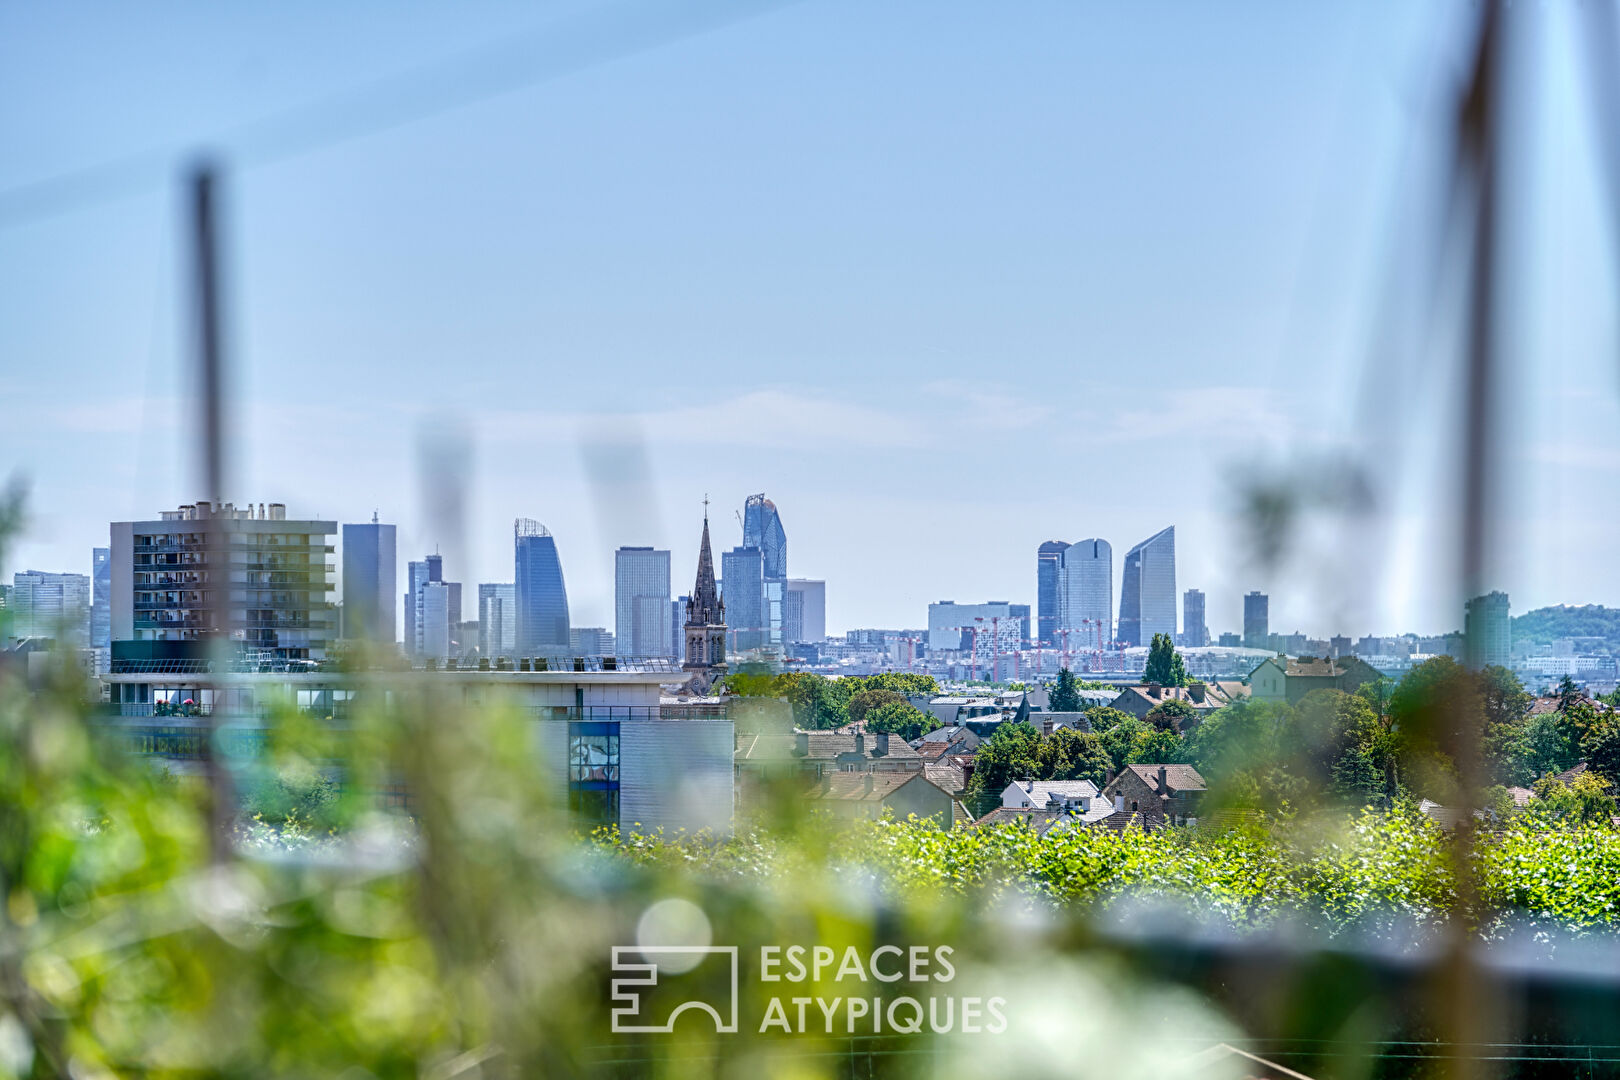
[689,511,723,625]
[683,504,727,692]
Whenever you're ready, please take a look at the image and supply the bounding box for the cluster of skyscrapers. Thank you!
[1032,527,1178,650]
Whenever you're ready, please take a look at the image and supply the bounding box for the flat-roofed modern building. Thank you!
[100,659,733,835]
[721,546,765,652]
[614,546,672,658]
[1118,526,1175,648]
[341,516,396,646]
[1465,590,1511,670]
[1037,541,1070,646]
[1182,589,1208,647]
[1057,539,1112,648]
[1243,591,1269,649]
[478,583,516,659]
[11,569,91,645]
[785,578,826,644]
[110,502,336,661]
[927,600,1022,655]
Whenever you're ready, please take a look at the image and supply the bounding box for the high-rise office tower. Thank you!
[1243,591,1269,649]
[1057,539,1112,648]
[926,600,1023,655]
[570,627,615,656]
[742,494,787,650]
[405,552,461,657]
[110,502,336,661]
[671,596,688,658]
[1465,591,1511,670]
[720,546,765,652]
[417,582,451,660]
[683,514,727,692]
[615,546,672,658]
[1182,589,1208,647]
[1117,526,1176,648]
[11,570,91,645]
[91,547,111,648]
[785,579,826,643]
[341,515,397,646]
[514,519,570,656]
[478,583,516,659]
[1037,541,1070,645]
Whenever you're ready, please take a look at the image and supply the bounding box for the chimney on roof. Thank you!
[855,732,866,756]
[1146,682,1161,699]
[875,732,889,755]
[1189,682,1205,704]
[1046,794,1062,811]
[1157,765,1168,793]
[795,730,809,757]
[1104,769,1114,787]
[1042,719,1054,736]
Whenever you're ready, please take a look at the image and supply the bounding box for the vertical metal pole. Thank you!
[1446,5,1505,1077]
[190,161,233,862]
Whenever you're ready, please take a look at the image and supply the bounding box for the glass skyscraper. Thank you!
[1182,588,1208,647]
[742,494,786,650]
[478,583,516,659]
[1058,539,1112,648]
[341,517,396,645]
[514,519,570,656]
[720,546,765,652]
[1037,541,1069,645]
[1117,526,1175,648]
[1243,590,1269,649]
[614,546,672,658]
[91,547,111,649]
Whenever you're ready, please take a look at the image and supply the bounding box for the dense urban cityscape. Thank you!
[0,491,1604,694]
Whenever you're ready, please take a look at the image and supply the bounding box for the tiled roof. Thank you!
[736,731,922,763]
[1122,763,1207,792]
[806,772,921,803]
[925,762,967,794]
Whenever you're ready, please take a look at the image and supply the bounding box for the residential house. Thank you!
[1000,778,1099,810]
[1101,764,1208,825]
[735,729,923,779]
[1109,680,1246,724]
[804,772,954,828]
[1248,656,1383,705]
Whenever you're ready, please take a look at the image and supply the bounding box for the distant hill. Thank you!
[1509,605,1620,649]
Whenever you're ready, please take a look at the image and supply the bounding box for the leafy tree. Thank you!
[1128,727,1184,765]
[861,672,939,697]
[863,701,941,742]
[1580,714,1620,782]
[1048,668,1082,713]
[1181,699,1293,781]
[1144,697,1197,733]
[1293,689,1380,783]
[1330,744,1386,806]
[1099,717,1149,771]
[1528,770,1617,827]
[848,689,906,726]
[1522,711,1577,780]
[1085,706,1133,734]
[1037,728,1112,784]
[964,722,1041,796]
[1142,633,1189,687]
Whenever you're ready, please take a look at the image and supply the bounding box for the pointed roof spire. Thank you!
[688,506,724,626]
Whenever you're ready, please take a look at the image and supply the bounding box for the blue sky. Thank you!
[6,0,1620,638]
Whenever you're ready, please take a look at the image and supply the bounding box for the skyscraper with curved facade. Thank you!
[514,519,570,656]
[741,494,787,651]
[1117,526,1176,648]
[1057,539,1112,648]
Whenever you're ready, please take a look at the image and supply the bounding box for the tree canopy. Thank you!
[1142,633,1189,687]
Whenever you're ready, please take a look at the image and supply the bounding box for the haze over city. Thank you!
[7,0,1620,636]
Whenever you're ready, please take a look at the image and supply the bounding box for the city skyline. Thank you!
[9,3,1617,640]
